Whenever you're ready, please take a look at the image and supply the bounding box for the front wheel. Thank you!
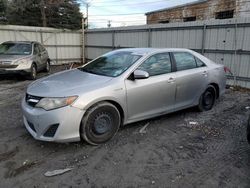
[198,85,216,111]
[80,102,121,145]
[44,60,50,73]
[28,63,37,80]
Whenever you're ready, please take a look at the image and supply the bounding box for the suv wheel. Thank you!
[44,60,50,73]
[28,63,37,80]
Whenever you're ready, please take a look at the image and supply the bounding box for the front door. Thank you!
[125,52,176,121]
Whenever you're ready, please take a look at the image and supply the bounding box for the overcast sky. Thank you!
[80,0,197,28]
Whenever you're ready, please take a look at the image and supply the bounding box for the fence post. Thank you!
[201,24,206,54]
[14,30,17,41]
[112,30,115,50]
[233,20,238,86]
[148,28,152,47]
[55,32,58,65]
[40,29,43,44]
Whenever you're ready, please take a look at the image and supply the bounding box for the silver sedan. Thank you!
[22,48,226,145]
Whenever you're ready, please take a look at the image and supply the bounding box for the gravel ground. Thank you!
[0,67,250,188]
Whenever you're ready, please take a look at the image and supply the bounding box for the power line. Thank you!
[91,0,172,7]
[89,12,145,16]
[87,1,249,17]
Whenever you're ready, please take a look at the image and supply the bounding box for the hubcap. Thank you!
[203,91,213,106]
[32,66,36,78]
[93,113,112,135]
[46,62,50,71]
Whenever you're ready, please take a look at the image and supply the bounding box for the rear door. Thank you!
[33,43,43,70]
[172,52,208,110]
[38,44,48,66]
[125,52,176,121]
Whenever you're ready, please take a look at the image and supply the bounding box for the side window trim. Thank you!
[136,52,174,77]
[195,57,207,68]
[169,52,177,72]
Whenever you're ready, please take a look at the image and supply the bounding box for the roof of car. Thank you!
[115,48,192,55]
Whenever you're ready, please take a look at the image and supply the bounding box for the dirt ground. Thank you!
[0,67,250,188]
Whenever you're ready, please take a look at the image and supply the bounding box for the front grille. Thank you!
[27,121,36,133]
[26,94,43,107]
[43,124,59,137]
[0,64,18,69]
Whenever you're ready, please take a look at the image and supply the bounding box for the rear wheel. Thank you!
[28,63,37,80]
[80,102,121,145]
[198,85,216,111]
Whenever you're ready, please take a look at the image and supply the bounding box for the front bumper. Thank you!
[0,63,32,74]
[21,98,85,142]
[0,68,30,75]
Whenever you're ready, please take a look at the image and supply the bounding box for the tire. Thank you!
[197,85,216,112]
[44,60,50,73]
[80,102,121,145]
[28,63,37,80]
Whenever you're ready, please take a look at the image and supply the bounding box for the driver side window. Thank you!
[137,53,172,76]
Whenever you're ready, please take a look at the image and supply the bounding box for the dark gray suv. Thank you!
[0,41,50,79]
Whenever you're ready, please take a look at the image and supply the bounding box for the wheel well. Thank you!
[32,62,37,69]
[84,100,125,125]
[106,100,124,125]
[209,83,219,99]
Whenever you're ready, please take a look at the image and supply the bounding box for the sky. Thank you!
[80,0,198,28]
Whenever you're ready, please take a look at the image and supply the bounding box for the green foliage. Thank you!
[46,0,83,30]
[2,0,82,30]
[0,0,8,24]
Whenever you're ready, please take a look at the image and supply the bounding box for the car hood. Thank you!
[0,54,30,62]
[27,69,113,97]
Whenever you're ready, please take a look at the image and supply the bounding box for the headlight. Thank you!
[13,59,30,65]
[35,96,78,111]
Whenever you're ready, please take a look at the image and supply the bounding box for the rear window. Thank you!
[173,52,197,71]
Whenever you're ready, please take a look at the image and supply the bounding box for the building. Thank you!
[146,0,250,24]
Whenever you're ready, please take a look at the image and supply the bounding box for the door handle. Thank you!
[202,71,208,76]
[168,77,175,83]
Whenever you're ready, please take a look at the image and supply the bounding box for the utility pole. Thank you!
[40,0,47,27]
[86,3,89,29]
[82,15,85,64]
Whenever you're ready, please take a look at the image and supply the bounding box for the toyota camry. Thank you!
[22,48,226,145]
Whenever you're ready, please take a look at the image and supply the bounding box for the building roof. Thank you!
[145,0,209,15]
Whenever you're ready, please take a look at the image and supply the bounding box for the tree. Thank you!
[0,0,8,24]
[7,0,43,26]
[5,0,82,30]
[46,0,83,30]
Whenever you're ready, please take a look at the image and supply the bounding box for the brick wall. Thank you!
[146,0,247,24]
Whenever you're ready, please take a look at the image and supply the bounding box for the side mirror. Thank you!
[133,69,149,79]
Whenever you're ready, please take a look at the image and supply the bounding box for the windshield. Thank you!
[79,51,142,77]
[0,43,32,55]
